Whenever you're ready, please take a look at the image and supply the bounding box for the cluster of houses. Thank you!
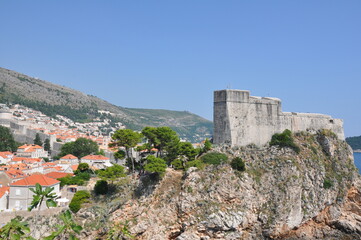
[0,144,112,212]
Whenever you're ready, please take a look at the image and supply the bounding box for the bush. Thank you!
[270,129,300,153]
[69,190,90,213]
[94,180,108,195]
[231,157,245,171]
[171,159,184,170]
[323,179,333,189]
[185,160,204,169]
[200,152,228,165]
[69,200,81,213]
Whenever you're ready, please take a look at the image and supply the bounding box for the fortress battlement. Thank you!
[213,89,344,146]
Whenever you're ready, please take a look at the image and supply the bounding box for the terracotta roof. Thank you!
[0,151,13,155]
[0,186,10,198]
[5,169,26,179]
[18,144,43,149]
[81,155,109,160]
[45,172,74,179]
[42,162,56,166]
[11,174,59,186]
[60,154,78,160]
[71,165,79,171]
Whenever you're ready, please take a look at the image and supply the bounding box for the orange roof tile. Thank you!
[45,172,74,179]
[11,174,59,186]
[81,155,109,161]
[42,162,56,166]
[71,165,79,171]
[60,154,78,160]
[5,169,26,179]
[0,186,10,198]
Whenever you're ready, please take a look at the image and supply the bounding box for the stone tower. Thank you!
[213,89,344,147]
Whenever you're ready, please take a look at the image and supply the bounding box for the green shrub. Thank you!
[200,152,228,165]
[185,159,204,169]
[231,157,245,171]
[94,180,108,195]
[171,159,184,170]
[323,179,333,189]
[69,190,90,213]
[69,200,81,213]
[270,129,300,153]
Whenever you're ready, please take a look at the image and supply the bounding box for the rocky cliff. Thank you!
[23,130,361,239]
[99,130,360,240]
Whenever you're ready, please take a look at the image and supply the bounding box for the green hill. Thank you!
[0,67,212,142]
[346,136,361,151]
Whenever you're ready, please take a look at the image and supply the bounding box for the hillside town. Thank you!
[0,103,125,155]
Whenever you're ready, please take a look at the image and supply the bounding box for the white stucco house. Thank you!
[81,154,112,169]
[16,144,49,158]
[8,174,60,211]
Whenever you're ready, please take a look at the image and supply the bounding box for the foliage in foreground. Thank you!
[44,210,83,240]
[28,183,57,211]
[0,216,32,240]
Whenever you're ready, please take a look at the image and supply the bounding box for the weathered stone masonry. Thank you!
[213,89,344,146]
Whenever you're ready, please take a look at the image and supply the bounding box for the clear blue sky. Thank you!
[0,1,360,137]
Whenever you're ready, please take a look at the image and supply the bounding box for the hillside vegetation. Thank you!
[0,67,212,142]
[346,135,361,151]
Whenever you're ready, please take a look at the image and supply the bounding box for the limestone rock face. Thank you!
[104,132,360,239]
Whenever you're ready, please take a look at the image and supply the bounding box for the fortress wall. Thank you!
[214,89,344,147]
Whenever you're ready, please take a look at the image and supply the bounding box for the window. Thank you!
[15,189,21,196]
[15,201,20,207]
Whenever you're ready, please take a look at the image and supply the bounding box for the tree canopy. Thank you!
[97,164,126,183]
[144,155,167,177]
[109,129,142,173]
[34,133,43,146]
[59,138,99,159]
[141,126,180,158]
[0,126,20,152]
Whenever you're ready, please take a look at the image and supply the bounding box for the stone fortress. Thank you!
[213,89,345,147]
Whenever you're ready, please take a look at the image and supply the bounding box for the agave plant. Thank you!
[28,183,57,211]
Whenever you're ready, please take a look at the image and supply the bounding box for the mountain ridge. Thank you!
[0,67,212,142]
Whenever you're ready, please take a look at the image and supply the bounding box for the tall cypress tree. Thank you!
[34,133,43,146]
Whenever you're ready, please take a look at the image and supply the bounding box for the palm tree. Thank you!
[43,210,82,240]
[28,183,57,211]
[0,216,34,240]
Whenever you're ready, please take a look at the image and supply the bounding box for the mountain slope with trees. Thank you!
[0,67,212,142]
[346,135,361,151]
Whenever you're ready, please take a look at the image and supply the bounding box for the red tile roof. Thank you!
[71,165,78,171]
[12,157,42,163]
[11,174,59,186]
[0,186,10,198]
[60,154,78,160]
[5,169,26,179]
[81,155,109,160]
[45,172,74,179]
